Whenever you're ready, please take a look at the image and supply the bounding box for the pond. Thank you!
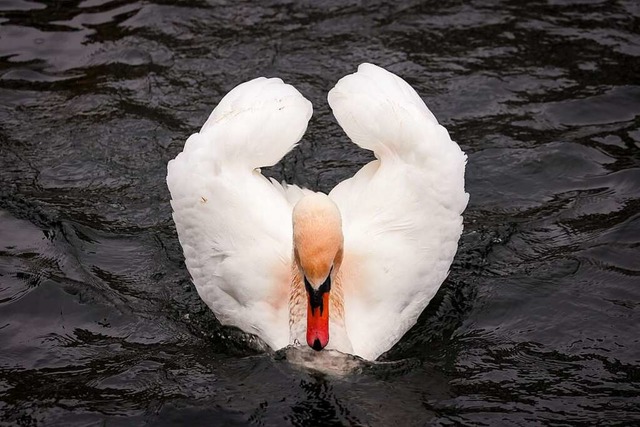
[0,0,639,425]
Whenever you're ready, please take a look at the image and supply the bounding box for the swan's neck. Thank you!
[289,262,352,352]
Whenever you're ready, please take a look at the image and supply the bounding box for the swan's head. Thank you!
[292,193,343,352]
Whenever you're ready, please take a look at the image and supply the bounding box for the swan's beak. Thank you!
[306,283,330,351]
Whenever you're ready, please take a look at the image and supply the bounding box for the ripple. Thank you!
[0,210,56,305]
[1,0,640,424]
[545,86,640,126]
[0,0,45,12]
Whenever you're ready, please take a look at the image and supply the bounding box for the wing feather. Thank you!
[328,64,468,359]
[167,77,312,350]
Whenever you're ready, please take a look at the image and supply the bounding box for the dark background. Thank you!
[1,0,639,425]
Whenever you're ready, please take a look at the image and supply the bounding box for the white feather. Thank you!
[328,63,468,359]
[167,77,312,350]
[167,64,468,361]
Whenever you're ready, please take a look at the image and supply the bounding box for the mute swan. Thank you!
[167,63,468,361]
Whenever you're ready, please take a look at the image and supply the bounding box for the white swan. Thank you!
[167,63,468,361]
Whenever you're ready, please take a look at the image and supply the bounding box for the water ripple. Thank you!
[1,0,639,424]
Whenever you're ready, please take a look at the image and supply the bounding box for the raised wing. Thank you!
[328,64,468,360]
[167,77,312,350]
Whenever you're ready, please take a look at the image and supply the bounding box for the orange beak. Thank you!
[306,291,330,351]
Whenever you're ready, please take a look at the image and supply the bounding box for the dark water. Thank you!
[1,0,639,425]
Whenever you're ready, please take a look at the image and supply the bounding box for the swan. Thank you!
[167,63,468,361]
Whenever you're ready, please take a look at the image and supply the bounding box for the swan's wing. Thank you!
[328,64,468,360]
[167,77,312,350]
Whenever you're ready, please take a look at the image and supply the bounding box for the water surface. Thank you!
[1,0,639,425]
